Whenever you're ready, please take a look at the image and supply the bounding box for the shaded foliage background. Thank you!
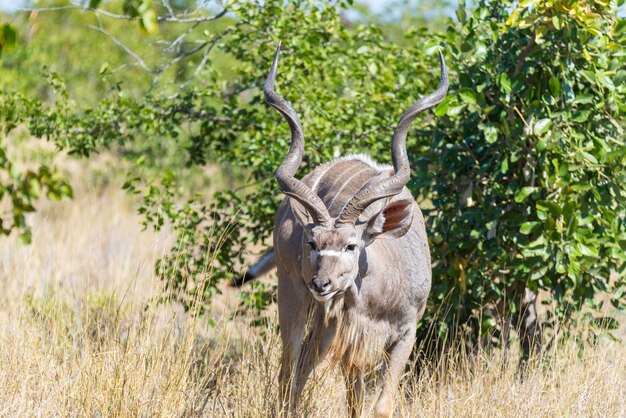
[1,0,624,352]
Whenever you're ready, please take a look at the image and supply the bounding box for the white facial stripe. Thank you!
[317,250,343,257]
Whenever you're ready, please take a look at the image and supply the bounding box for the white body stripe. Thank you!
[327,167,370,212]
[310,164,333,193]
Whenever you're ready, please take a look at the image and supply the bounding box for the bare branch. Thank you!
[88,22,157,74]
[162,0,176,18]
[178,27,233,90]
[157,9,228,23]
[164,22,201,54]
[15,5,77,12]
[91,7,228,23]
[20,1,232,90]
[157,41,209,75]
[92,8,132,20]
[15,4,228,24]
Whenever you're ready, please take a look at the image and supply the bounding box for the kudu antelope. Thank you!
[255,43,447,417]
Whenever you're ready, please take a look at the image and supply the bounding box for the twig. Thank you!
[157,9,228,23]
[15,5,76,12]
[160,42,209,74]
[15,4,228,24]
[513,105,529,129]
[164,22,201,54]
[89,22,157,74]
[178,27,233,91]
[162,0,176,18]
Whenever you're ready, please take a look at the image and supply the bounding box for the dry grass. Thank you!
[1,163,625,417]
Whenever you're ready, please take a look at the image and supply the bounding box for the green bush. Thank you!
[412,0,625,347]
[1,0,624,351]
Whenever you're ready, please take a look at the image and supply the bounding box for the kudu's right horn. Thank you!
[264,42,332,227]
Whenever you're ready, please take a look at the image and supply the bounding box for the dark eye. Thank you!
[345,244,357,252]
[307,241,318,251]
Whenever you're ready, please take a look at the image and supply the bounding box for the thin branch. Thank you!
[162,0,176,18]
[162,107,231,122]
[89,23,157,74]
[22,1,232,90]
[92,7,228,23]
[513,106,529,129]
[15,5,77,12]
[158,41,209,75]
[157,9,228,23]
[178,27,233,91]
[92,8,130,20]
[164,22,201,54]
[179,49,213,89]
[15,4,228,24]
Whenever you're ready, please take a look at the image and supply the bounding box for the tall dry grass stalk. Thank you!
[0,163,624,417]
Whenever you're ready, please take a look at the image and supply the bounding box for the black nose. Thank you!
[311,277,331,293]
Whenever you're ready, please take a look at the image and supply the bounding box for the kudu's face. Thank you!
[301,224,361,301]
[292,196,415,302]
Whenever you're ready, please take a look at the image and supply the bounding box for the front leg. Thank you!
[293,303,337,400]
[277,268,311,416]
[342,363,364,418]
[374,325,416,418]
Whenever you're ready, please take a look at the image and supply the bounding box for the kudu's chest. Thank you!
[322,298,396,370]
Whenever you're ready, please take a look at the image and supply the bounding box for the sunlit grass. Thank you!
[0,166,624,417]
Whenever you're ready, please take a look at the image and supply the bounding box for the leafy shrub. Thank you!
[412,0,625,348]
[1,0,624,352]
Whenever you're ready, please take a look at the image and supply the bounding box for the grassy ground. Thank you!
[1,164,625,417]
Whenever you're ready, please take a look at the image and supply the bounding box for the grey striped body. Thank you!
[273,155,432,415]
[265,45,447,417]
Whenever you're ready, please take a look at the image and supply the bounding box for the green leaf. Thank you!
[497,72,511,94]
[595,72,615,89]
[580,70,597,84]
[548,76,561,97]
[579,151,598,164]
[456,5,467,23]
[481,124,498,143]
[500,157,509,174]
[434,101,448,117]
[574,94,594,104]
[447,105,464,117]
[573,242,597,257]
[20,230,32,244]
[0,24,17,52]
[139,8,158,34]
[514,186,536,203]
[533,118,552,135]
[535,139,546,152]
[571,109,590,122]
[536,200,561,217]
[520,221,539,235]
[434,95,451,117]
[459,88,477,105]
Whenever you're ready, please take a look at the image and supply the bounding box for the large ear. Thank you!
[363,197,415,242]
[289,198,313,227]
